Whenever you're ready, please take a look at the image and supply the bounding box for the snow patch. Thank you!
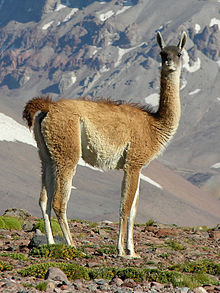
[211,162,220,169]
[144,93,159,107]
[182,49,201,73]
[189,89,201,95]
[115,42,145,67]
[210,18,220,29]
[42,21,54,30]
[116,6,130,15]
[99,10,114,21]
[115,47,132,67]
[63,8,78,23]
[0,113,36,147]
[100,65,110,73]
[55,3,66,11]
[180,79,187,90]
[195,23,201,34]
[140,174,162,189]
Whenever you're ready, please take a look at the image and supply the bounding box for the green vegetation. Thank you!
[192,225,209,232]
[169,259,220,275]
[165,240,186,251]
[0,216,22,230]
[19,262,90,280]
[0,260,13,271]
[95,245,116,255]
[0,252,28,261]
[158,253,171,259]
[30,244,86,260]
[35,281,48,291]
[145,219,155,226]
[18,262,220,289]
[88,222,98,229]
[22,282,34,289]
[33,218,62,236]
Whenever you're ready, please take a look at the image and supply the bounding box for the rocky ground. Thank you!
[0,209,219,293]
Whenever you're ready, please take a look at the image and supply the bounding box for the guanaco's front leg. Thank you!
[117,166,141,258]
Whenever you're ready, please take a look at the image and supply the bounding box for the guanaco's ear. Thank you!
[178,31,187,51]
[157,31,166,49]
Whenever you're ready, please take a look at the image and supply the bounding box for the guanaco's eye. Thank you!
[178,52,182,57]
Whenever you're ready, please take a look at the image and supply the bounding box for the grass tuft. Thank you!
[33,218,62,236]
[169,259,220,275]
[30,244,87,260]
[0,260,13,271]
[0,216,22,230]
[0,252,28,261]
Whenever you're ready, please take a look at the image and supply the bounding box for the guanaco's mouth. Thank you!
[165,61,177,71]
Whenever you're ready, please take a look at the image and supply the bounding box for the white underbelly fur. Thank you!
[80,120,127,170]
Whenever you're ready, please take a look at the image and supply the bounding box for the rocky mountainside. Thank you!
[0,0,219,225]
[0,209,220,292]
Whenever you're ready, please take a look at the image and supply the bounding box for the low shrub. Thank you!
[19,262,90,280]
[30,244,86,260]
[0,252,28,261]
[33,218,62,236]
[0,216,22,230]
[169,259,220,275]
[0,260,13,271]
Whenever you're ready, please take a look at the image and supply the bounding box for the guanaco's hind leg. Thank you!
[52,166,76,246]
[117,167,141,258]
[39,161,56,244]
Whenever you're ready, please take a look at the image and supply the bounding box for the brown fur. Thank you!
[23,32,186,258]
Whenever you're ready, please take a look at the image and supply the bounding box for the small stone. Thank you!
[110,277,124,286]
[101,220,113,224]
[95,279,106,285]
[3,208,31,219]
[156,227,179,237]
[28,234,65,248]
[176,287,192,293]
[150,281,166,290]
[46,281,55,292]
[73,279,84,290]
[22,222,34,232]
[115,289,127,293]
[86,262,99,268]
[35,229,43,235]
[145,225,158,233]
[59,284,69,290]
[45,267,70,285]
[121,278,136,288]
[209,230,220,239]
[98,228,109,238]
[193,287,208,293]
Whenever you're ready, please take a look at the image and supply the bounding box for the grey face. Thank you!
[160,46,182,72]
[156,31,187,73]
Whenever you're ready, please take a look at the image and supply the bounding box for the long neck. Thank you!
[151,69,181,148]
[158,69,181,127]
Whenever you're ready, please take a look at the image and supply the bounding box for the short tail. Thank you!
[23,96,54,128]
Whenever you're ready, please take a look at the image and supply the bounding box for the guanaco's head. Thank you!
[157,31,187,74]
